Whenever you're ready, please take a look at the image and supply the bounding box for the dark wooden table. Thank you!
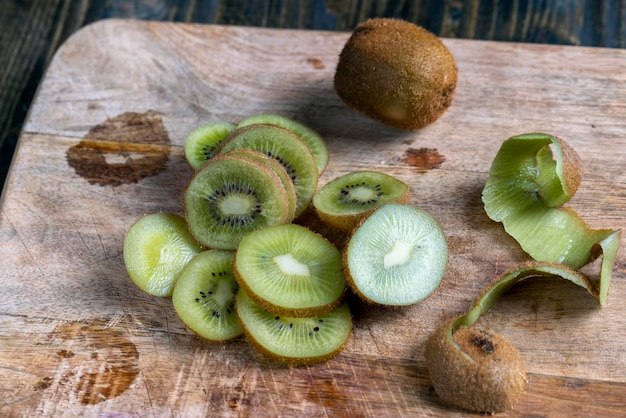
[1,0,625,196]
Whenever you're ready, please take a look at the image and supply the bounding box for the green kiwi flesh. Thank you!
[172,249,243,341]
[221,149,297,223]
[313,171,409,232]
[237,114,329,174]
[123,213,203,297]
[184,122,236,170]
[217,123,319,217]
[236,290,352,366]
[184,156,289,250]
[343,203,448,305]
[234,223,346,317]
[334,18,457,130]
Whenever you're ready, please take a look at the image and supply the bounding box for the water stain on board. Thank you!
[66,110,170,186]
[38,319,139,405]
[403,147,446,171]
[307,57,325,70]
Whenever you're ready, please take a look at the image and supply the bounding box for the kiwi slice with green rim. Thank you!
[343,203,448,305]
[123,213,203,297]
[313,170,409,232]
[221,149,297,223]
[172,249,243,341]
[234,223,346,317]
[184,122,236,170]
[217,123,319,217]
[237,114,328,174]
[236,290,352,366]
[184,156,289,250]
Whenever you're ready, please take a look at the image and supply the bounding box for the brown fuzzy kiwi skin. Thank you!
[233,226,347,318]
[554,135,583,196]
[340,214,380,305]
[341,239,374,305]
[236,304,353,367]
[334,18,458,130]
[425,319,527,414]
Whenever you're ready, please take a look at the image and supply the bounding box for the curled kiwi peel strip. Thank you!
[481,133,622,281]
[428,262,609,413]
[451,261,608,337]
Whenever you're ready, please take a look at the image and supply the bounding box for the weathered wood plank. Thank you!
[2,0,626,195]
[1,20,624,416]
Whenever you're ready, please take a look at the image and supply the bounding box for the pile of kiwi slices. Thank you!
[123,113,449,366]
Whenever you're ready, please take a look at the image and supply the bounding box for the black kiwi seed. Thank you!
[203,145,216,160]
[205,182,263,227]
[216,124,319,218]
[339,182,385,205]
[235,291,352,366]
[266,150,297,181]
[172,250,243,342]
[313,171,409,232]
[184,122,237,170]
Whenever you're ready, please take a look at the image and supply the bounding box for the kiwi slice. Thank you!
[237,114,328,174]
[334,18,457,130]
[221,149,297,223]
[123,213,203,297]
[343,203,448,305]
[184,122,236,170]
[217,123,319,217]
[184,156,289,250]
[313,171,409,232]
[236,290,352,366]
[234,223,346,317]
[172,249,243,341]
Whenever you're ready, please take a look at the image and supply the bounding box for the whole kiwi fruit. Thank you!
[334,18,458,130]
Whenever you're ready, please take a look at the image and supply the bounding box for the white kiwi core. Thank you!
[383,241,414,268]
[274,253,311,277]
[350,186,377,200]
[220,195,251,215]
[214,277,235,307]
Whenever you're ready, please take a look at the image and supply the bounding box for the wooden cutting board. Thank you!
[1,19,625,417]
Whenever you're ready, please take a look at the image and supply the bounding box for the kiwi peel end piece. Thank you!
[236,290,352,366]
[172,249,243,341]
[334,18,458,130]
[313,171,409,232]
[237,114,329,175]
[482,133,622,284]
[123,213,204,297]
[184,122,236,170]
[343,203,448,306]
[234,223,346,317]
[426,261,610,413]
[184,155,290,250]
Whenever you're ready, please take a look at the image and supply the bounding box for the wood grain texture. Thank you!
[1,19,625,417]
[2,0,626,194]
